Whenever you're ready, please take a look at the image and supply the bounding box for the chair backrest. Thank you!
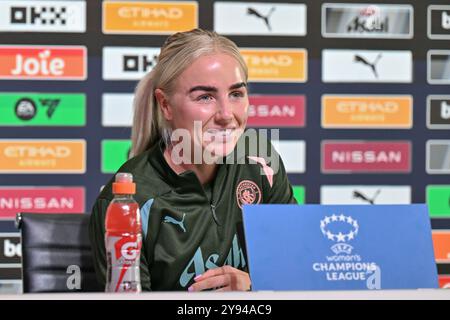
[16,213,102,293]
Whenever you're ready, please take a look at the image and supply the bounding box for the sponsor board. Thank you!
[102,93,134,127]
[321,140,411,174]
[426,185,450,218]
[247,95,305,128]
[0,45,87,80]
[292,186,305,204]
[0,234,21,264]
[101,140,132,173]
[321,95,412,129]
[241,48,307,82]
[432,231,450,263]
[102,1,198,34]
[428,5,450,39]
[0,93,85,126]
[0,266,22,281]
[102,47,159,80]
[322,3,413,39]
[320,185,411,205]
[427,95,450,129]
[214,2,306,36]
[272,140,305,173]
[0,0,86,33]
[0,139,86,174]
[426,140,450,174]
[439,275,450,288]
[322,49,412,83]
[0,187,85,219]
[427,50,450,84]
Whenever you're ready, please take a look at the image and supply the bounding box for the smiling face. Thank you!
[156,53,249,161]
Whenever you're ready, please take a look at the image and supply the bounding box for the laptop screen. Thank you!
[242,204,438,290]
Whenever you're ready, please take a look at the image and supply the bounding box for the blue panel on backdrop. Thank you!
[242,204,438,290]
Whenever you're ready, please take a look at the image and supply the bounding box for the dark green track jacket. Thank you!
[89,139,297,291]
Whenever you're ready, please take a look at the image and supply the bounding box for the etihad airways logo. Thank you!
[247,95,305,128]
[214,2,306,36]
[321,95,412,129]
[321,141,411,173]
[102,1,198,34]
[103,47,159,80]
[0,187,85,218]
[240,48,307,82]
[0,1,86,33]
[0,139,86,173]
[0,46,87,80]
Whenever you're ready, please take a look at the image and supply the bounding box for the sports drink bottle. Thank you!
[105,172,142,292]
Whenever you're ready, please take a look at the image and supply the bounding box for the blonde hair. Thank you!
[130,28,248,158]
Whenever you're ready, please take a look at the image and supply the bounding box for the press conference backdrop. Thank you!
[0,0,449,293]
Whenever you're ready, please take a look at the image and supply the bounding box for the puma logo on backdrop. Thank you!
[247,7,275,31]
[353,189,381,205]
[164,213,187,233]
[354,53,382,78]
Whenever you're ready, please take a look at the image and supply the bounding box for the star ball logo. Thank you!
[320,214,359,255]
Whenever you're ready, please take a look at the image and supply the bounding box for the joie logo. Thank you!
[428,6,450,39]
[103,47,159,80]
[322,3,413,39]
[0,46,87,80]
[214,2,306,36]
[0,1,86,32]
[427,96,450,129]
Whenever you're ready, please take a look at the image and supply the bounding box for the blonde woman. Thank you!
[89,29,297,291]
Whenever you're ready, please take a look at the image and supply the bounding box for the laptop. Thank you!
[242,204,438,290]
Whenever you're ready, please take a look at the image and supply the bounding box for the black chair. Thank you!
[16,213,101,293]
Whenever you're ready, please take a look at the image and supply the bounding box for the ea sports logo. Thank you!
[121,242,138,260]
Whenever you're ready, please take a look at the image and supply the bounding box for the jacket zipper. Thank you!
[210,203,221,226]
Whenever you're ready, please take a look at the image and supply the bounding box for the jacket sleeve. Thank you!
[89,197,152,291]
[265,148,298,205]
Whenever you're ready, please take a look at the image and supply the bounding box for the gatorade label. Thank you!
[105,234,142,292]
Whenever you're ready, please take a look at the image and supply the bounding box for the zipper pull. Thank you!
[210,204,221,226]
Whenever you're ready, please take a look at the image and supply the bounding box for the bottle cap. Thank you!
[112,172,136,194]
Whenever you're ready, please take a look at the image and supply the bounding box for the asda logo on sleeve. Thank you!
[0,93,85,126]
[101,140,131,173]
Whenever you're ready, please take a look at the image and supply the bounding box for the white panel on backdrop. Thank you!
[320,185,411,205]
[0,1,86,33]
[322,49,412,83]
[272,140,306,174]
[102,94,134,127]
[102,47,160,80]
[214,2,306,36]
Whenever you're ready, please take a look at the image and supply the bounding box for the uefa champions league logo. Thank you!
[320,214,359,255]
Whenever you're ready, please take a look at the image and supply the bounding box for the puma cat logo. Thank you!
[164,213,187,233]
